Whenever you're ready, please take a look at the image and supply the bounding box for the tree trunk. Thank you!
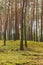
[24,0,27,48]
[41,0,43,42]
[36,0,38,41]
[15,0,19,40]
[20,0,24,50]
[4,0,10,45]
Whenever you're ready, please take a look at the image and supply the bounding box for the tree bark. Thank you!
[20,0,24,50]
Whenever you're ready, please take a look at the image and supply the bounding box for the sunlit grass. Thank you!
[0,40,43,65]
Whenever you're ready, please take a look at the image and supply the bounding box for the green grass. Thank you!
[0,40,43,65]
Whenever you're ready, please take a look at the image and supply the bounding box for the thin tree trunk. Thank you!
[4,0,6,46]
[20,0,24,50]
[41,0,43,42]
[0,11,2,40]
[8,0,11,40]
[24,0,27,48]
[36,0,38,41]
[15,0,19,40]
[4,0,10,45]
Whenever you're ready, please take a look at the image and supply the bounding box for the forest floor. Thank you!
[0,40,43,65]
